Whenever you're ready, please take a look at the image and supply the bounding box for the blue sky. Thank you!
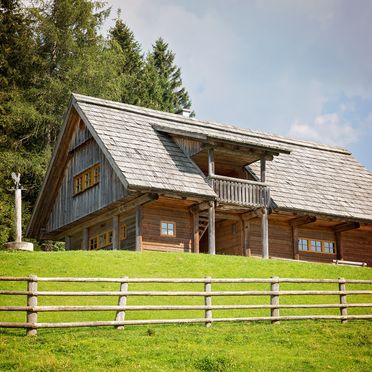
[105,0,372,170]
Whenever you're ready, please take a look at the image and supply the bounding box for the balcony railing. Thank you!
[207,175,270,208]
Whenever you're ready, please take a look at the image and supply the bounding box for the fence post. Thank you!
[204,277,212,327]
[26,275,38,336]
[270,276,280,324]
[339,278,348,323]
[115,276,128,329]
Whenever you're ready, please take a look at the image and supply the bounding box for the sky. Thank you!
[104,0,372,171]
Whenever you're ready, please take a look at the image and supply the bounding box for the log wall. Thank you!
[142,200,193,253]
[343,230,372,266]
[46,124,127,233]
[215,220,242,256]
[249,218,293,259]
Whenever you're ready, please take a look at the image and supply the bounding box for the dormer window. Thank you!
[74,163,100,195]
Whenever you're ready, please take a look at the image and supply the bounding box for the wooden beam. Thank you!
[208,148,215,176]
[190,201,211,214]
[65,236,72,251]
[215,212,241,221]
[53,193,158,240]
[82,228,89,250]
[112,215,119,251]
[135,206,142,252]
[288,216,316,260]
[335,231,343,260]
[292,226,299,260]
[208,201,216,255]
[245,221,251,256]
[289,215,317,227]
[333,222,360,233]
[241,209,263,221]
[192,211,200,254]
[260,159,266,183]
[118,193,159,214]
[261,208,269,259]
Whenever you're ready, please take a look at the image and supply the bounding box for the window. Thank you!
[89,236,98,250]
[74,163,100,195]
[89,230,112,250]
[120,224,127,240]
[161,221,176,236]
[298,238,336,254]
[89,226,126,250]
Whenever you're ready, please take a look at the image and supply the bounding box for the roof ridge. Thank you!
[72,93,351,156]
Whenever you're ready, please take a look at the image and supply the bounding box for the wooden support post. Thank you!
[115,277,128,329]
[260,158,266,183]
[243,220,251,256]
[261,208,269,259]
[112,215,119,251]
[239,218,245,256]
[204,277,212,327]
[270,276,280,324]
[65,236,72,251]
[292,226,299,260]
[82,228,89,250]
[192,211,200,254]
[339,278,348,323]
[26,275,38,336]
[208,202,215,255]
[336,231,343,261]
[208,148,215,176]
[135,206,142,252]
[289,216,316,260]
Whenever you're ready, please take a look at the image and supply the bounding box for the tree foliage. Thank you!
[0,1,193,248]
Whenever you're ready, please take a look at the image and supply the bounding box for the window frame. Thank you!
[160,221,176,237]
[298,238,336,255]
[120,224,127,240]
[73,163,100,196]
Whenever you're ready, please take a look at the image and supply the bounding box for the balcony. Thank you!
[207,175,270,208]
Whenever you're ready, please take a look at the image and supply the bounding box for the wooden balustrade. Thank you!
[0,276,371,335]
[207,175,270,207]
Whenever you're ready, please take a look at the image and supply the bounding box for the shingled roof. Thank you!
[74,94,372,222]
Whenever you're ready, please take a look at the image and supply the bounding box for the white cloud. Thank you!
[288,113,359,146]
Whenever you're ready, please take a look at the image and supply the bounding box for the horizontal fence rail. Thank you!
[207,175,270,207]
[0,276,371,335]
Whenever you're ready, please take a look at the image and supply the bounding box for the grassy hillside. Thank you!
[0,251,371,371]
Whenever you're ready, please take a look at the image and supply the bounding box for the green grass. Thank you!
[0,250,371,371]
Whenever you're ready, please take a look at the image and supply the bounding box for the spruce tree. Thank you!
[149,38,192,113]
[110,18,145,105]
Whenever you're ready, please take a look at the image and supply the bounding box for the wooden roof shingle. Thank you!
[75,94,372,222]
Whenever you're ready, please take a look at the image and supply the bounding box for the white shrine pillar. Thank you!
[5,173,34,251]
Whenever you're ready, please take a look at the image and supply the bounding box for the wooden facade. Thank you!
[27,94,372,267]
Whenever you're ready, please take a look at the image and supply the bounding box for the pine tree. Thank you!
[149,38,192,113]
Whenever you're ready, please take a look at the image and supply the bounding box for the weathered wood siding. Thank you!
[296,227,336,263]
[46,125,127,233]
[215,220,242,255]
[65,209,135,251]
[343,229,372,266]
[142,200,193,252]
[249,217,293,258]
[172,136,203,157]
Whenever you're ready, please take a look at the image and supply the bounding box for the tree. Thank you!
[148,38,192,113]
[109,17,145,105]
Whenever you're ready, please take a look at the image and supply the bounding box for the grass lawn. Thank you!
[0,251,371,371]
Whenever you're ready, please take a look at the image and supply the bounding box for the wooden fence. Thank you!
[0,276,371,335]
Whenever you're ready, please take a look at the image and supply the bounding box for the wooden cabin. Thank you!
[27,94,372,265]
